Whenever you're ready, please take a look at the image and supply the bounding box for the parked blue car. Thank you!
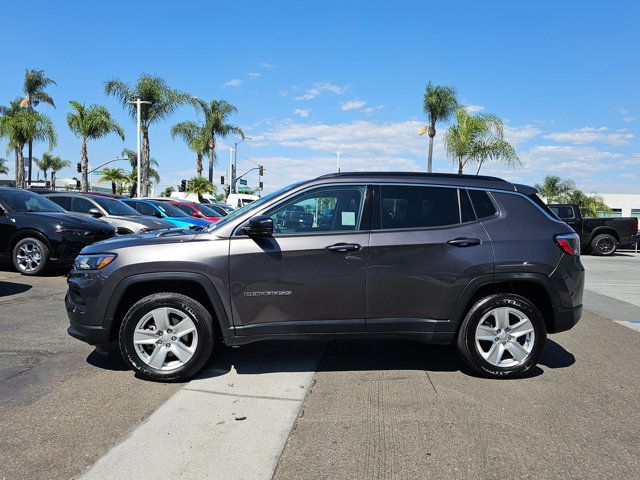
[121,199,212,229]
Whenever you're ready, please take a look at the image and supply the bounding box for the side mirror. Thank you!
[192,211,203,218]
[88,208,103,218]
[152,210,163,218]
[244,215,273,237]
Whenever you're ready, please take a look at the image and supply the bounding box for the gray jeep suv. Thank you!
[65,173,584,381]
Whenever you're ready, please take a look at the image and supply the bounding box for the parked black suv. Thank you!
[66,173,584,381]
[0,188,117,275]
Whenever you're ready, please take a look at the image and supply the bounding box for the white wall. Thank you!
[600,193,640,217]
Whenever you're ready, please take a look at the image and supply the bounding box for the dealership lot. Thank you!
[0,253,639,479]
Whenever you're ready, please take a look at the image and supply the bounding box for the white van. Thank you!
[226,193,259,209]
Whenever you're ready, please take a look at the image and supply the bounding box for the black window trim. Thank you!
[372,183,481,233]
[233,183,372,238]
[467,189,500,222]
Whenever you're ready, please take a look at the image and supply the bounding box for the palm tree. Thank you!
[194,99,244,183]
[419,82,458,172]
[98,167,126,194]
[160,186,175,197]
[67,101,125,191]
[170,121,208,176]
[121,148,161,197]
[444,108,519,174]
[34,152,56,183]
[534,175,575,203]
[105,74,191,196]
[186,176,215,202]
[0,158,8,175]
[48,156,71,190]
[20,69,56,185]
[0,108,56,188]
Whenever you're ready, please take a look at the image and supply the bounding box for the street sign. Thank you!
[239,179,247,186]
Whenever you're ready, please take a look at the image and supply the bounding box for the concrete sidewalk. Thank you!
[80,341,325,480]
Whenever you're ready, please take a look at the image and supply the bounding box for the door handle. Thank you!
[447,237,481,247]
[325,243,362,253]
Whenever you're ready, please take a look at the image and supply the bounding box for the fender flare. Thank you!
[103,272,233,341]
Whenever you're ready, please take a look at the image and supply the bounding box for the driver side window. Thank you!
[266,186,366,234]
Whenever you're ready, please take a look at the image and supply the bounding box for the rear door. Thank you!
[229,184,371,335]
[366,185,494,331]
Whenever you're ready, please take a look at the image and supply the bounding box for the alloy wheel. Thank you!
[133,307,198,371]
[474,307,535,368]
[16,242,42,273]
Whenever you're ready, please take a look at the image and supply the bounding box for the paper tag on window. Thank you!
[342,211,356,226]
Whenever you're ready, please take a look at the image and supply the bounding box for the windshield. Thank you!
[92,196,141,216]
[196,203,226,217]
[0,189,66,213]
[152,201,191,218]
[204,182,303,232]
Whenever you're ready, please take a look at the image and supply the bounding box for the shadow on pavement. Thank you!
[0,281,32,297]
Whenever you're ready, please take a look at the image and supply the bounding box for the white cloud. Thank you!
[543,127,635,146]
[261,62,274,68]
[463,104,485,113]
[278,90,289,97]
[223,79,243,88]
[504,125,541,146]
[294,109,310,118]
[247,72,262,79]
[518,145,622,177]
[294,82,348,100]
[340,99,367,111]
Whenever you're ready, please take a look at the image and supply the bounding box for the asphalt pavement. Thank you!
[1,252,639,480]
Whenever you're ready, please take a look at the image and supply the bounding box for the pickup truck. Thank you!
[549,204,638,256]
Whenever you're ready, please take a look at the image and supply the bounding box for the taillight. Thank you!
[555,233,580,256]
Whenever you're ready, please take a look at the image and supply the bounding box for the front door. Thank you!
[366,185,494,331]
[229,185,370,335]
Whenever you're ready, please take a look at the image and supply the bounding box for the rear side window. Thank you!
[49,196,71,210]
[529,194,560,219]
[72,197,97,214]
[468,190,497,219]
[380,186,461,229]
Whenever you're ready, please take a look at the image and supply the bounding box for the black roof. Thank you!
[314,171,537,194]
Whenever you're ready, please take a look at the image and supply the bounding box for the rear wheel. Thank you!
[457,294,546,378]
[591,233,617,256]
[119,293,215,382]
[12,237,49,276]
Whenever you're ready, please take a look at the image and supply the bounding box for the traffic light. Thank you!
[259,181,263,190]
[259,165,264,176]
[179,179,186,192]
[220,175,225,185]
[76,162,81,173]
[75,179,81,189]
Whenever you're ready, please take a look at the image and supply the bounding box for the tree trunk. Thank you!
[51,170,56,190]
[111,181,116,194]
[196,153,203,177]
[458,157,464,174]
[427,125,435,173]
[16,147,25,188]
[475,160,484,175]
[141,128,150,197]
[81,137,89,191]
[27,140,33,186]
[208,139,215,183]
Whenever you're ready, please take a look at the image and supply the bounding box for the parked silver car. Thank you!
[45,193,174,234]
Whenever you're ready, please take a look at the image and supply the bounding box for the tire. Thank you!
[119,293,215,382]
[12,237,49,276]
[457,294,547,379]
[590,233,617,256]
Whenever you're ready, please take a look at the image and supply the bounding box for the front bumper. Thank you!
[66,292,110,345]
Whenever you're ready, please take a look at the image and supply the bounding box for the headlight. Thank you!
[57,227,91,236]
[74,254,117,270]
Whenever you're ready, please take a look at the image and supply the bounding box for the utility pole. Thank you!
[231,136,250,195]
[127,99,151,197]
[336,149,341,173]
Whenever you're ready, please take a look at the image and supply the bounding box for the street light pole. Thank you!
[232,136,251,194]
[127,99,151,197]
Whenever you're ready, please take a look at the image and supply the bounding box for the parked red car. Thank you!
[166,201,227,222]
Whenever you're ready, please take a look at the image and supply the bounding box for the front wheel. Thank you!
[12,237,49,275]
[119,293,215,382]
[457,294,547,379]
[591,233,617,256]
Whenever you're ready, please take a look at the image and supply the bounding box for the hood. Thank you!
[169,216,212,227]
[80,228,199,254]
[112,215,174,230]
[20,212,115,231]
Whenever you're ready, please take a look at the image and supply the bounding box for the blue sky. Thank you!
[1,0,639,193]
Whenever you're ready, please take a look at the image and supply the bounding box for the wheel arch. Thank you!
[104,272,232,345]
[9,229,52,254]
[589,227,619,243]
[451,273,558,335]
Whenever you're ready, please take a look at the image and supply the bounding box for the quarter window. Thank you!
[48,196,71,210]
[379,186,462,229]
[468,190,497,219]
[267,186,366,234]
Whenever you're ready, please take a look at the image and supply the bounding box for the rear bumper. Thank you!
[550,304,582,333]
